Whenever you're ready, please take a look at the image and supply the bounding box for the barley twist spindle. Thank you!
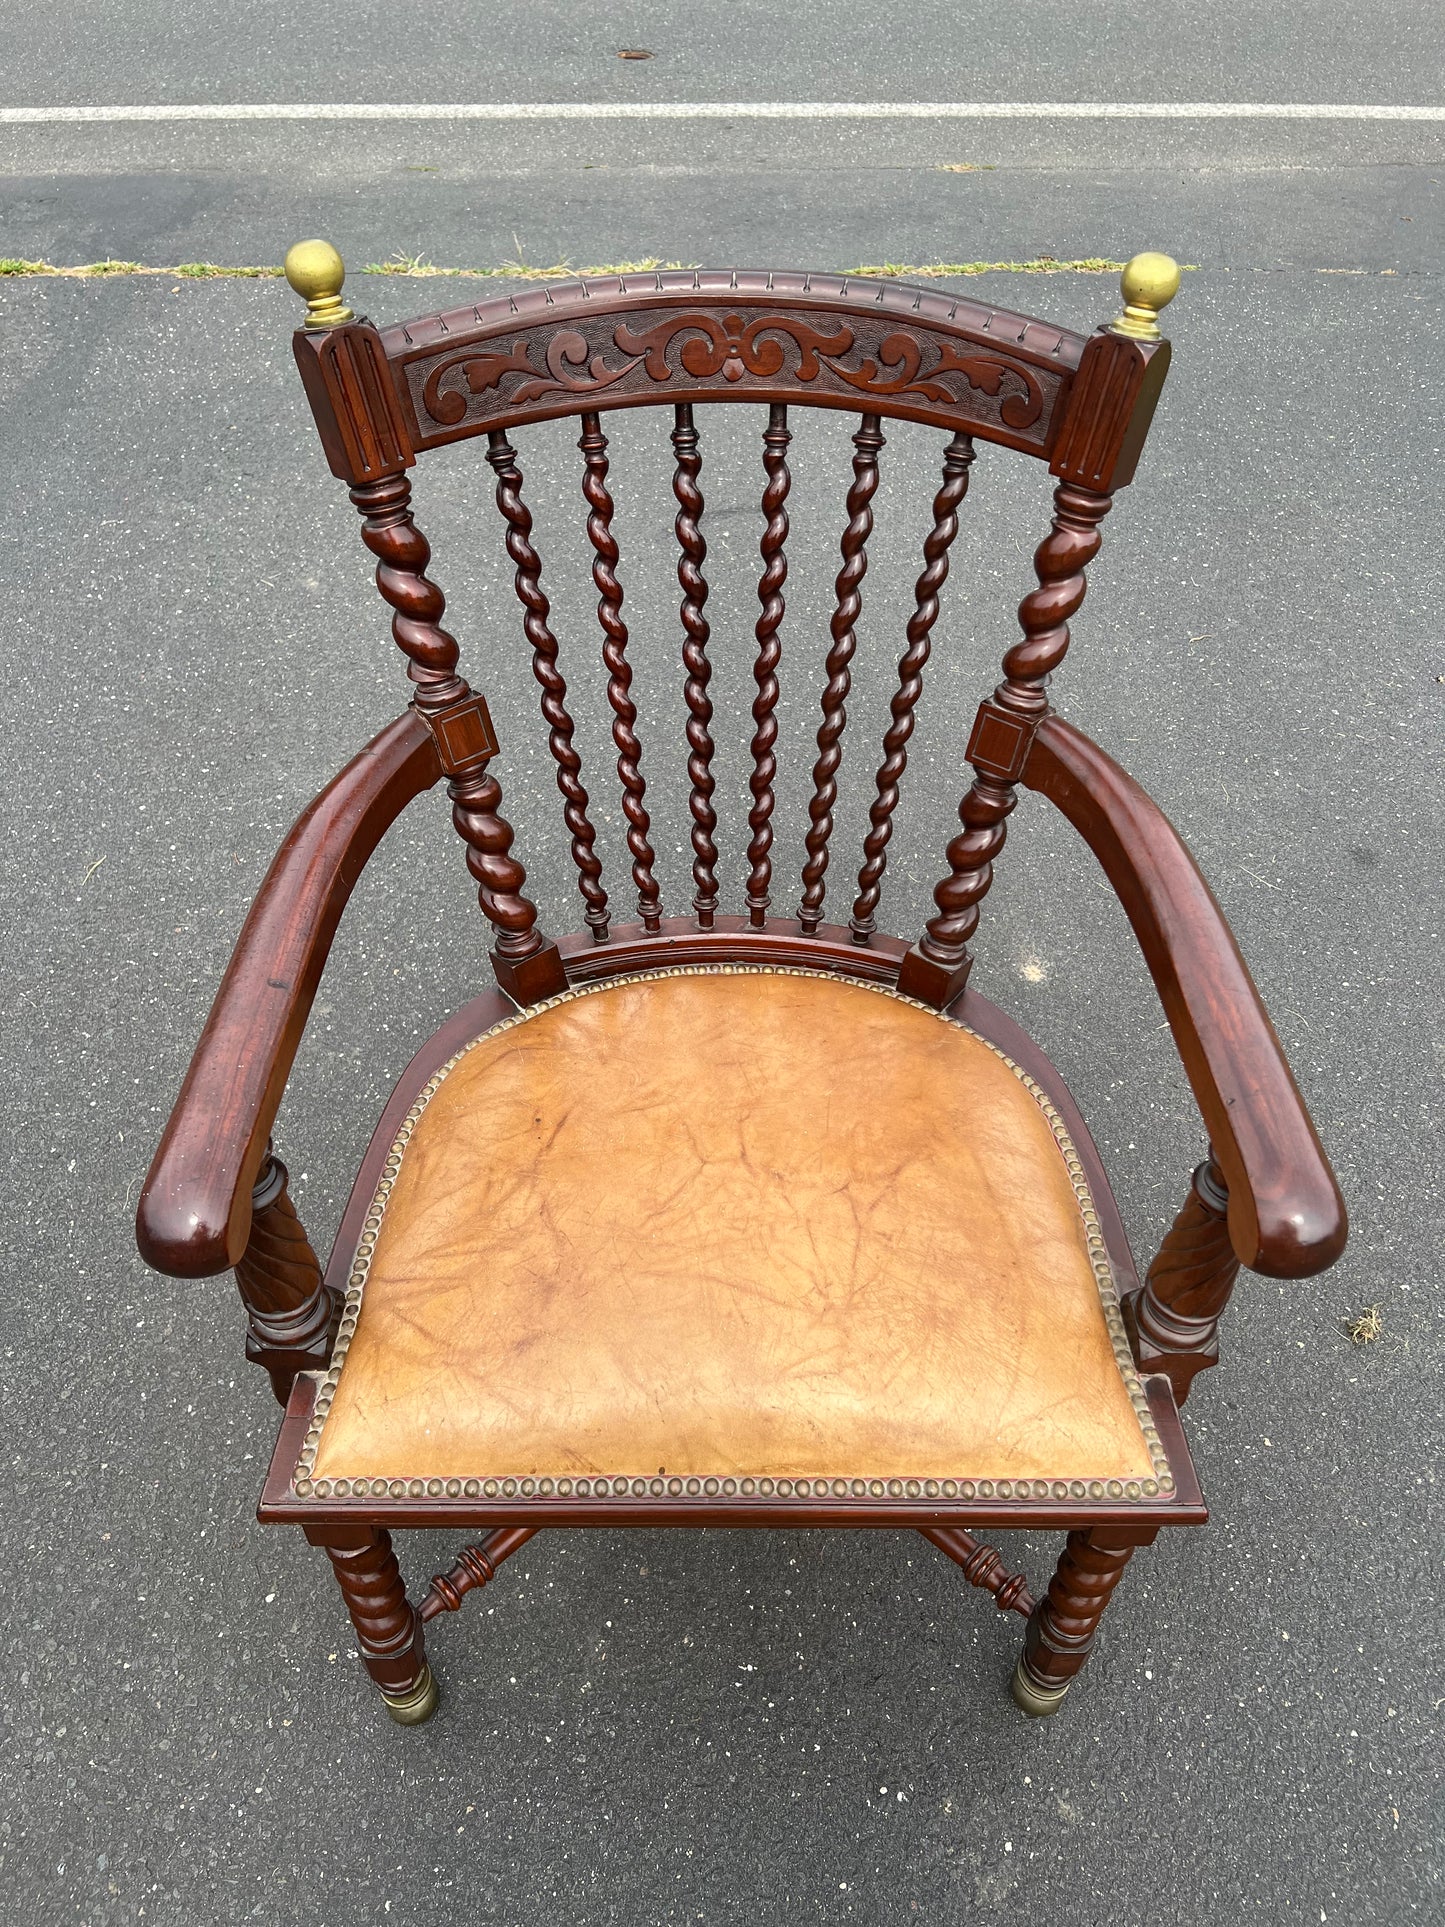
[851,431,975,941]
[349,472,547,967]
[799,414,885,934]
[904,479,1112,998]
[485,430,610,940]
[747,402,793,927]
[577,412,662,931]
[672,403,719,928]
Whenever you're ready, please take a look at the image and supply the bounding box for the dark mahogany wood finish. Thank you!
[1014,1524,1157,1715]
[801,412,883,933]
[1124,1157,1242,1406]
[306,1522,435,1720]
[138,711,443,1280]
[138,255,1346,1728]
[1021,715,1345,1278]
[381,270,1084,454]
[235,1149,339,1404]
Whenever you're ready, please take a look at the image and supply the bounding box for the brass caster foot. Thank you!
[1010,1657,1070,1719]
[382,1663,439,1726]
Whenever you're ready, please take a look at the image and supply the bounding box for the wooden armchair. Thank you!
[137,244,1346,1726]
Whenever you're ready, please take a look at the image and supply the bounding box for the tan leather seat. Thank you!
[310,968,1160,1489]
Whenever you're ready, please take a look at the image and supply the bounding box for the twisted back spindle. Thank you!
[747,402,793,928]
[672,403,720,929]
[486,429,610,942]
[898,477,1112,1005]
[347,468,557,998]
[580,410,663,932]
[850,431,976,943]
[799,414,885,935]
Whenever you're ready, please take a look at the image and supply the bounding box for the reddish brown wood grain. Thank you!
[672,402,720,928]
[379,270,1086,458]
[898,477,1112,1006]
[800,413,884,934]
[234,1149,340,1402]
[747,403,792,926]
[485,428,609,937]
[419,1526,536,1623]
[1124,1156,1243,1404]
[306,1522,430,1699]
[1018,1524,1155,1701]
[1022,714,1347,1277]
[136,711,443,1279]
[851,430,975,943]
[919,1526,1036,1616]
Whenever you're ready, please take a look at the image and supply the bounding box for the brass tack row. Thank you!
[298,1471,1166,1504]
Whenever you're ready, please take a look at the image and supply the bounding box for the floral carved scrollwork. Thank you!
[515,329,648,399]
[614,312,855,382]
[422,342,534,425]
[818,332,1044,429]
[422,332,647,424]
[410,307,1057,442]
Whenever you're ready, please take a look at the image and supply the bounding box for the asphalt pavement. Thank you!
[1,13,1442,1926]
[2,0,1443,109]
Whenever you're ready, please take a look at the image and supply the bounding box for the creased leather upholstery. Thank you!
[313,972,1155,1483]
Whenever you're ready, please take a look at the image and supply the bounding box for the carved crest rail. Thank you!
[380,270,1086,455]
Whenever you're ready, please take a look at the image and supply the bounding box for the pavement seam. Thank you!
[3,99,1445,123]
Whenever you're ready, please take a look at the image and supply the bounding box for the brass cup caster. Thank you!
[382,1663,439,1726]
[1010,1657,1070,1718]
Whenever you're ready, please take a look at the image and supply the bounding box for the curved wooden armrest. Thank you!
[137,710,443,1279]
[1022,714,1347,1278]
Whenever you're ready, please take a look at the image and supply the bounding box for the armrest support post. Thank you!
[235,1147,340,1403]
[1123,1156,1242,1403]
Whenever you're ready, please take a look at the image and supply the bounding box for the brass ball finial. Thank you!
[284,238,354,329]
[1109,251,1181,341]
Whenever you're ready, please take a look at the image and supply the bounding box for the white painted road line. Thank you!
[1,100,1443,125]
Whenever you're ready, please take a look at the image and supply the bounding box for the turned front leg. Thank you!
[307,1523,437,1724]
[1124,1154,1243,1405]
[234,1148,340,1403]
[1012,1526,1155,1717]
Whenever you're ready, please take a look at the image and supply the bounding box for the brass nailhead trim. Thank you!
[292,965,1174,1505]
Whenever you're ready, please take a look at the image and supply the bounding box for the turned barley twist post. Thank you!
[800,413,885,934]
[747,403,792,927]
[284,239,565,1004]
[850,430,974,942]
[234,1146,339,1403]
[1012,1526,1156,1717]
[306,1523,437,1724]
[1123,1154,1243,1404]
[899,252,1181,1007]
[672,404,720,927]
[577,413,663,930]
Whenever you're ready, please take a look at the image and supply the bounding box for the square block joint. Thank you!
[430,696,500,776]
[966,701,1034,783]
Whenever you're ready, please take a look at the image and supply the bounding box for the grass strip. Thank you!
[0,253,1152,282]
[0,258,283,277]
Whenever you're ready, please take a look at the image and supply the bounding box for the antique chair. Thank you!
[137,242,1346,1725]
